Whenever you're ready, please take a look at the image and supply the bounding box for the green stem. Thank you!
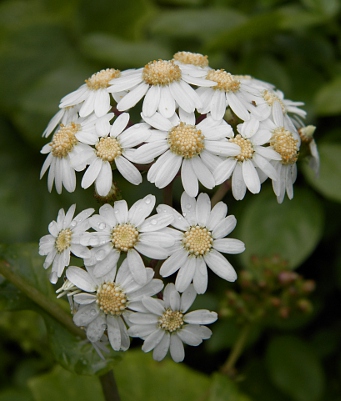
[220,323,251,377]
[0,259,85,339]
[211,180,231,207]
[99,370,121,401]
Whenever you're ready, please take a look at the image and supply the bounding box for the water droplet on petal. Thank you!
[98,222,106,230]
[151,219,157,225]
[90,309,97,315]
[70,220,77,228]
[145,197,151,204]
[186,203,192,209]
[183,212,186,217]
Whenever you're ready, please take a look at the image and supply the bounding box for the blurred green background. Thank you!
[1,0,341,400]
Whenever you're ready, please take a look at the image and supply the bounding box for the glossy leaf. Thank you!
[302,143,341,203]
[265,336,325,401]
[235,187,324,270]
[208,373,252,401]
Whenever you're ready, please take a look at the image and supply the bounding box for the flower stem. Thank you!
[220,323,251,377]
[99,370,121,401]
[211,180,231,206]
[0,259,85,339]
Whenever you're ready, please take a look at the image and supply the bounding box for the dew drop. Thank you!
[186,203,192,209]
[98,222,106,230]
[151,219,157,225]
[90,309,97,316]
[70,220,77,228]
[145,197,151,204]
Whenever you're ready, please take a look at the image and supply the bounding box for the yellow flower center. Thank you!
[142,60,182,86]
[86,68,121,90]
[270,128,299,165]
[159,308,184,333]
[173,51,209,67]
[168,122,205,159]
[96,137,122,162]
[229,134,254,162]
[298,125,316,144]
[262,90,285,112]
[96,282,127,316]
[111,223,139,252]
[51,123,79,158]
[55,229,72,253]
[206,69,240,92]
[183,225,213,257]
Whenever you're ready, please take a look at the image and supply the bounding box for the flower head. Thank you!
[157,192,245,294]
[82,195,175,284]
[65,259,163,351]
[133,112,240,197]
[39,204,94,283]
[128,283,217,362]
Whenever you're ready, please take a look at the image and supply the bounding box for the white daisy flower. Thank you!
[259,112,300,203]
[132,111,240,197]
[172,51,211,76]
[196,69,260,121]
[213,117,281,200]
[40,113,114,194]
[39,204,94,284]
[59,68,122,117]
[107,59,214,119]
[71,113,150,196]
[247,87,306,123]
[65,259,163,352]
[128,283,217,363]
[42,105,80,138]
[157,192,245,294]
[298,125,319,177]
[82,195,175,284]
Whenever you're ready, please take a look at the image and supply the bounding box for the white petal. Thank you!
[160,249,188,277]
[128,194,155,227]
[142,85,160,117]
[142,329,165,353]
[127,249,148,285]
[180,284,196,313]
[158,85,176,118]
[117,82,149,111]
[170,334,185,362]
[204,249,237,282]
[152,332,170,361]
[184,310,218,325]
[242,159,260,194]
[66,266,96,292]
[192,258,208,294]
[181,159,198,197]
[110,112,130,138]
[73,304,99,326]
[213,238,245,254]
[175,258,196,293]
[212,215,237,238]
[116,156,142,185]
[196,192,211,226]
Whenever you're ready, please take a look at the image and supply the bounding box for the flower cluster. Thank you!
[39,51,318,362]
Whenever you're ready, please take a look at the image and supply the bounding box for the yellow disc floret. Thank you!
[159,308,184,332]
[96,282,127,316]
[86,68,121,90]
[262,90,285,112]
[183,225,213,257]
[55,228,72,253]
[168,122,205,159]
[142,60,182,86]
[173,51,209,67]
[96,137,122,162]
[51,123,79,158]
[229,134,254,162]
[111,223,139,252]
[206,69,240,92]
[270,128,299,165]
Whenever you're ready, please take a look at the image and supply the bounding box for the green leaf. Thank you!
[0,389,34,401]
[314,76,341,115]
[81,33,172,69]
[115,350,210,401]
[28,365,104,401]
[235,187,324,269]
[204,11,282,51]
[208,373,252,401]
[149,8,246,41]
[265,336,325,401]
[77,0,155,40]
[302,142,341,203]
[44,314,118,376]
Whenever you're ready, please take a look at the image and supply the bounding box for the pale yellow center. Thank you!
[96,137,122,162]
[55,229,72,253]
[183,226,213,257]
[111,224,139,252]
[51,123,79,158]
[159,308,184,333]
[142,60,182,86]
[206,69,240,92]
[173,51,209,67]
[86,68,121,90]
[96,282,127,316]
[229,134,254,162]
[270,128,299,165]
[168,122,205,159]
[298,125,316,144]
[262,90,285,112]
